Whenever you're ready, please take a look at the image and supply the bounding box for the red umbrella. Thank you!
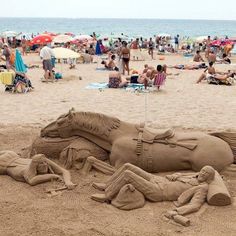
[31,34,53,45]
[210,39,234,47]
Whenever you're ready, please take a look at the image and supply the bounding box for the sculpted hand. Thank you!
[166,173,181,181]
[66,182,77,190]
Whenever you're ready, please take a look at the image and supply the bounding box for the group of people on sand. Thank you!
[107,63,167,90]
[0,43,34,93]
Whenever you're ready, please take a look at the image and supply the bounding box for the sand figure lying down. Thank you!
[91,164,231,226]
[0,151,76,189]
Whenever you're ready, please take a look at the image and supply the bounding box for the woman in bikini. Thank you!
[0,151,75,188]
[120,41,130,75]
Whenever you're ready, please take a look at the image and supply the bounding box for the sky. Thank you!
[1,0,236,20]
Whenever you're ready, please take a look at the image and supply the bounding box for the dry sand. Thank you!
[0,52,236,236]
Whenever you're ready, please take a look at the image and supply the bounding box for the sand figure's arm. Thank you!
[26,174,62,186]
[44,158,76,189]
[175,184,208,215]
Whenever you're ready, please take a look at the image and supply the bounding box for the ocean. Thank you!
[1,18,236,38]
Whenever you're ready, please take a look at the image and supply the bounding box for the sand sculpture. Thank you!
[91,164,231,226]
[34,109,235,174]
[0,150,76,189]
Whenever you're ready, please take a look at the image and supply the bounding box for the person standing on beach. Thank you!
[120,41,130,75]
[174,35,180,52]
[204,36,212,58]
[21,36,27,56]
[40,44,55,82]
[148,38,154,59]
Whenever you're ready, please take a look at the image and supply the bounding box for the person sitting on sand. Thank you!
[196,62,216,83]
[81,50,94,63]
[207,50,216,64]
[217,53,231,64]
[138,66,157,85]
[0,151,76,189]
[197,63,235,83]
[108,71,127,88]
[142,64,155,74]
[101,54,119,71]
[193,50,204,62]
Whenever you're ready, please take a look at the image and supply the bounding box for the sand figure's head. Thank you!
[198,166,215,183]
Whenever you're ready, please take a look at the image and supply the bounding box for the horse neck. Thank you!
[70,119,137,151]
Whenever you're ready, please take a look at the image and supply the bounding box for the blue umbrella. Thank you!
[15,49,27,73]
[95,41,102,55]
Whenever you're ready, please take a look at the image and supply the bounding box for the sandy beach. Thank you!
[0,52,236,236]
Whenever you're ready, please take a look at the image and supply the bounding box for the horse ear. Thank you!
[70,107,75,112]
[68,109,75,119]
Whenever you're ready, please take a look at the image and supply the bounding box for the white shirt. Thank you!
[40,46,55,60]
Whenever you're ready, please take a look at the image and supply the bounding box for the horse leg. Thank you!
[80,156,115,175]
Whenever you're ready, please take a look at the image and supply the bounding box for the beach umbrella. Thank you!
[1,31,18,38]
[52,47,80,59]
[15,49,27,73]
[16,33,32,40]
[210,40,221,47]
[53,34,73,44]
[158,33,171,38]
[75,35,93,41]
[31,34,53,45]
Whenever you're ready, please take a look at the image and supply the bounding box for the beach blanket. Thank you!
[86,82,145,90]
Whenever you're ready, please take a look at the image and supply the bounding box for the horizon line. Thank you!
[0,16,236,21]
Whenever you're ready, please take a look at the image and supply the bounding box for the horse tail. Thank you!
[222,163,236,173]
[210,132,236,163]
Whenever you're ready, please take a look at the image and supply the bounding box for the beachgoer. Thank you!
[108,71,127,88]
[40,44,55,82]
[153,65,166,90]
[120,41,130,75]
[196,62,216,83]
[204,36,212,58]
[101,54,118,71]
[208,50,216,64]
[174,35,180,51]
[21,36,27,56]
[0,151,76,188]
[1,43,11,69]
[148,38,154,59]
[193,50,204,62]
[218,53,231,64]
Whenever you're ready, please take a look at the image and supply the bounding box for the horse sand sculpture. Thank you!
[36,109,236,174]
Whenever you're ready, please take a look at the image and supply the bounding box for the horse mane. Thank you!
[72,111,121,137]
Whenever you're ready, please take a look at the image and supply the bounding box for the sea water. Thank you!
[1,18,236,38]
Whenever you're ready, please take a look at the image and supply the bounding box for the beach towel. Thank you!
[86,82,145,90]
[86,82,108,89]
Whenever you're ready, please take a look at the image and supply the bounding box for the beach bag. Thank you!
[55,72,62,80]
